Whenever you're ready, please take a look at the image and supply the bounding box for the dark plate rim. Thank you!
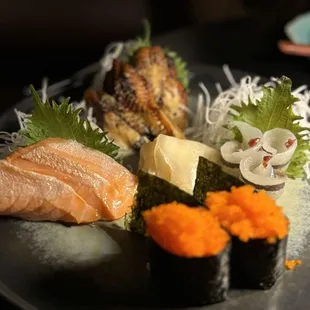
[0,280,37,310]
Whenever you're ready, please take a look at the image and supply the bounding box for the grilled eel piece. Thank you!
[133,46,188,130]
[85,90,148,150]
[86,61,185,149]
[115,62,184,138]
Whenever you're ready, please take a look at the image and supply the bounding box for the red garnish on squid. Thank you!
[263,155,272,168]
[285,138,296,148]
[248,138,261,148]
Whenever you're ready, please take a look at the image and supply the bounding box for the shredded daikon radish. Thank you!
[14,78,49,130]
[215,82,222,94]
[187,64,310,178]
[15,109,30,130]
[41,78,48,103]
[92,42,124,91]
[0,131,26,158]
[223,64,238,87]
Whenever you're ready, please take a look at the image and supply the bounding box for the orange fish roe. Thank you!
[285,260,302,270]
[142,202,230,258]
[205,185,289,243]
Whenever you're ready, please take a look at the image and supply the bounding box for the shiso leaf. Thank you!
[230,76,310,179]
[125,171,200,235]
[125,19,191,91]
[193,156,243,204]
[286,140,310,178]
[21,85,119,159]
[163,48,191,92]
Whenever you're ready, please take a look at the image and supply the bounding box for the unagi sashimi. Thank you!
[0,160,99,223]
[7,138,137,220]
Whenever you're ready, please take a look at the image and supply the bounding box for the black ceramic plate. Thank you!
[0,64,310,310]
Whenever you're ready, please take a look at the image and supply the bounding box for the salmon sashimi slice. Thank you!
[7,138,137,220]
[0,161,99,223]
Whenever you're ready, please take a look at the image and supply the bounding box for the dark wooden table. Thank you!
[0,17,310,310]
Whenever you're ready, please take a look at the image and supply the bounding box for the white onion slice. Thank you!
[262,128,297,170]
[240,151,287,199]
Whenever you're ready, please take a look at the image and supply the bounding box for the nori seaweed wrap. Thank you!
[193,156,243,204]
[149,240,230,306]
[143,203,231,306]
[206,185,289,291]
[125,171,200,234]
[230,236,287,289]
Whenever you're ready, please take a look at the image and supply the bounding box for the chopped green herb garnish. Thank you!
[21,85,119,159]
[125,171,200,234]
[230,76,310,179]
[193,156,243,204]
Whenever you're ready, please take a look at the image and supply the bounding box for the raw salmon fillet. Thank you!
[0,160,99,223]
[7,138,137,220]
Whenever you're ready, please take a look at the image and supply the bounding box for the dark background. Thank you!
[1,0,310,116]
[1,0,310,309]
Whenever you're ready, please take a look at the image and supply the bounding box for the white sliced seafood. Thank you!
[139,134,221,195]
[262,128,297,171]
[221,121,263,167]
[252,155,275,178]
[240,151,287,200]
[221,141,257,167]
[233,121,263,150]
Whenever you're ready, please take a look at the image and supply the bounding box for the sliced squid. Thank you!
[262,128,297,171]
[221,121,263,168]
[239,151,287,199]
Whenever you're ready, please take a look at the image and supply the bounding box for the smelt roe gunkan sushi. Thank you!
[206,185,289,290]
[142,202,231,306]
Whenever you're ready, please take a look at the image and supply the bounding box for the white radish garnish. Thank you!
[220,121,262,167]
[262,128,297,171]
[240,151,287,199]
